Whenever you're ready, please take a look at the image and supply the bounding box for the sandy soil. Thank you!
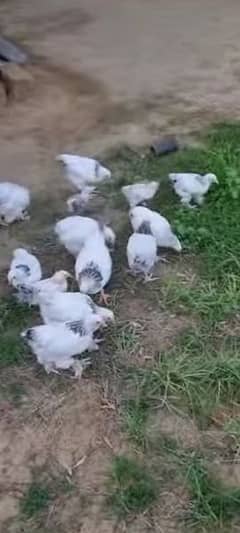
[1,0,240,530]
[1,0,240,178]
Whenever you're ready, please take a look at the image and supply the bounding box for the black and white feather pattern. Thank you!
[75,232,112,295]
[66,320,87,336]
[8,248,42,288]
[137,220,152,235]
[129,206,182,252]
[21,322,95,375]
[79,261,103,284]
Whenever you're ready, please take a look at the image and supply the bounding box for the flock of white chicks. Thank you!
[2,153,218,377]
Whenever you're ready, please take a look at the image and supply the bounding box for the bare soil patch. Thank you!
[0,369,125,531]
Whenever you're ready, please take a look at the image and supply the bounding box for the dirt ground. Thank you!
[1,0,240,531]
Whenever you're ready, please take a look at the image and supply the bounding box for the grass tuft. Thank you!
[21,482,51,518]
[186,454,240,528]
[107,455,156,517]
[123,328,240,428]
[124,396,149,446]
[0,297,36,367]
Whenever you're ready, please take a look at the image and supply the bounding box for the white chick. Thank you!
[67,187,97,212]
[122,181,159,208]
[56,154,111,189]
[35,290,113,331]
[169,172,218,207]
[127,233,157,280]
[21,321,98,377]
[129,206,182,252]
[0,182,30,225]
[8,248,42,288]
[55,216,115,257]
[17,270,72,305]
[75,232,112,304]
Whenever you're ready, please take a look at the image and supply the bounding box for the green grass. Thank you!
[2,382,26,404]
[111,322,141,354]
[0,334,27,366]
[0,297,36,367]
[0,297,36,328]
[21,482,51,518]
[146,438,240,530]
[107,455,156,517]
[125,329,240,428]
[105,123,240,531]
[224,417,240,438]
[124,396,149,446]
[20,472,74,524]
[185,454,240,529]
[160,273,240,324]
[108,122,240,323]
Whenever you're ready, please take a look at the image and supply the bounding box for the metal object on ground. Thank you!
[0,36,28,64]
[150,135,179,156]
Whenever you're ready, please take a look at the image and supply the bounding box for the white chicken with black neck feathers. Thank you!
[8,248,42,288]
[35,289,114,331]
[129,206,182,252]
[75,231,112,305]
[169,172,218,207]
[127,232,158,281]
[17,270,71,305]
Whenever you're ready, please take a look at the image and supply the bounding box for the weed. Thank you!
[21,482,51,518]
[0,297,35,330]
[124,396,149,446]
[224,417,240,438]
[107,455,156,517]
[147,440,240,530]
[161,273,240,323]
[1,381,26,405]
[0,334,27,367]
[114,322,141,354]
[0,297,37,367]
[186,454,240,529]
[124,328,240,427]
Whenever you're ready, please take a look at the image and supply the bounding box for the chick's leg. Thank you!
[43,362,60,374]
[73,358,91,378]
[194,194,204,206]
[0,218,8,226]
[180,193,194,208]
[144,272,160,283]
[99,289,111,306]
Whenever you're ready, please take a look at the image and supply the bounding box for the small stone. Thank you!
[0,63,33,101]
